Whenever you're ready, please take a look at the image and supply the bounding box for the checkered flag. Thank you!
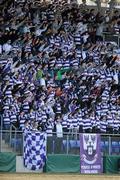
[23,130,46,171]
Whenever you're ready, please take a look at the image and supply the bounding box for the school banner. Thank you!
[80,134,102,174]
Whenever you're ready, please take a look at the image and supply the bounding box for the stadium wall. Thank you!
[0,153,120,173]
[45,154,120,174]
[0,152,16,172]
[16,156,43,173]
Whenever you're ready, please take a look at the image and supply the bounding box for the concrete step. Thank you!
[16,156,43,173]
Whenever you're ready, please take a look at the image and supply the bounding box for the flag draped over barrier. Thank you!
[80,134,102,174]
[23,130,46,171]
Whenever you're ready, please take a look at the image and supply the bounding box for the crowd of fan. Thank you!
[1,0,120,136]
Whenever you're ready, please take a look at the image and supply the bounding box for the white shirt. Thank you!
[35,27,48,36]
[56,123,63,138]
[113,73,118,84]
[3,43,12,53]
[23,26,30,33]
[0,45,2,54]
[96,23,104,36]
[40,78,46,86]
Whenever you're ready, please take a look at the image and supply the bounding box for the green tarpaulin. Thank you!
[103,155,120,174]
[46,154,120,174]
[0,152,119,174]
[46,154,80,173]
[0,152,16,172]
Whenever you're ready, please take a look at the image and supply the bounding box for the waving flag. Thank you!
[24,130,46,171]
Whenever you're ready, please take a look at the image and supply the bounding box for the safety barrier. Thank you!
[0,128,120,156]
[103,32,120,47]
[0,128,120,173]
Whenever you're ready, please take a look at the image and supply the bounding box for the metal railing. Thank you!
[47,132,120,155]
[0,128,23,155]
[0,127,120,156]
[103,32,120,47]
